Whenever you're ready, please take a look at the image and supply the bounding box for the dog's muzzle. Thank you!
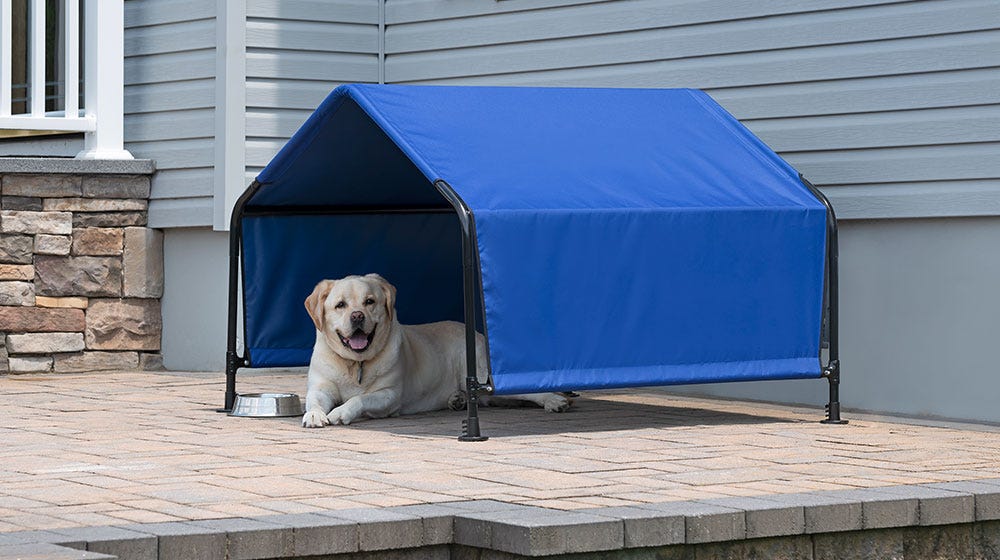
[338,325,376,353]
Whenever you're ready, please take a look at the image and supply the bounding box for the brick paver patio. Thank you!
[2,370,1000,535]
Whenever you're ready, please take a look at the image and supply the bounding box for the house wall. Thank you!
[243,0,381,185]
[123,0,218,228]
[161,228,230,371]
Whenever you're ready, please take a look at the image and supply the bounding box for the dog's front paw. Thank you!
[302,410,330,428]
[327,405,358,426]
[543,394,571,413]
[448,391,467,411]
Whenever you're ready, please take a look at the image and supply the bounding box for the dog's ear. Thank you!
[304,280,335,331]
[365,273,397,323]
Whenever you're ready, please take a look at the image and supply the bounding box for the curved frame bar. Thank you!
[800,175,847,425]
[434,179,490,441]
[223,180,264,412]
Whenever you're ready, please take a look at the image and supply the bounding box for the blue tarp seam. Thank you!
[686,89,799,186]
[473,206,821,215]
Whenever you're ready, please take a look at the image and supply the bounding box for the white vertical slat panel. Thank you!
[1,0,11,116]
[65,0,79,116]
[29,0,45,115]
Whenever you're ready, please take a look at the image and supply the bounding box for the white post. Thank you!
[76,0,132,159]
[0,0,11,116]
[29,0,44,115]
[64,0,79,118]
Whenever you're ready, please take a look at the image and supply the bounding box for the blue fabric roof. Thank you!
[244,85,828,394]
[254,85,817,212]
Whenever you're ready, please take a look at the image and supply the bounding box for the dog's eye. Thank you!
[334,301,347,309]
[364,297,376,306]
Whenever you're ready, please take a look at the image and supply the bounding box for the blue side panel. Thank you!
[242,213,465,368]
[479,206,827,395]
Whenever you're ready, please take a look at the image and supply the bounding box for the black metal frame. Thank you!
[224,175,844,431]
[801,175,847,425]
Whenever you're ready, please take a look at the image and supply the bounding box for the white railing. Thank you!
[0,0,132,159]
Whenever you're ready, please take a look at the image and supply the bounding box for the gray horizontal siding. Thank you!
[706,69,1000,119]
[244,0,381,176]
[124,18,215,57]
[387,1,997,82]
[744,106,1000,152]
[125,0,217,228]
[126,139,215,172]
[387,29,998,86]
[386,0,606,23]
[124,109,215,144]
[125,79,216,115]
[246,0,378,25]
[0,136,83,158]
[386,0,915,52]
[247,19,378,54]
[246,80,351,112]
[124,0,214,27]
[386,0,1000,220]
[149,197,215,229]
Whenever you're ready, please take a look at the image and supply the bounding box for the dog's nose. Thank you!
[350,311,365,327]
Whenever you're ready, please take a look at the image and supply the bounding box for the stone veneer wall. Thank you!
[0,158,162,374]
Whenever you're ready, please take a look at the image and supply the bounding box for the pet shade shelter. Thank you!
[225,84,845,439]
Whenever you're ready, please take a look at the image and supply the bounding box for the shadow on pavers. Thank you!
[341,394,800,438]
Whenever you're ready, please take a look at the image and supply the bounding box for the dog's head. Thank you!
[305,274,397,361]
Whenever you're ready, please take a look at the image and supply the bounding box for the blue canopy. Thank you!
[240,84,828,395]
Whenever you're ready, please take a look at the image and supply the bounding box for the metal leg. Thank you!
[821,360,847,424]
[221,182,259,413]
[820,202,847,425]
[802,176,848,425]
[222,218,242,413]
[434,180,490,441]
[458,211,488,442]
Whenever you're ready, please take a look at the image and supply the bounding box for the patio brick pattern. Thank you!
[1,369,1000,538]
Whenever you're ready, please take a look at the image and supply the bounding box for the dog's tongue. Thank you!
[348,331,368,350]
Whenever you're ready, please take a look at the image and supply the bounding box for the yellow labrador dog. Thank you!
[301,274,571,427]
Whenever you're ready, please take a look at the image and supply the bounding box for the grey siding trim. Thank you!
[125,0,218,228]
[385,0,1000,220]
[149,168,217,200]
[215,0,247,230]
[149,197,216,229]
[828,181,1000,220]
[0,135,84,158]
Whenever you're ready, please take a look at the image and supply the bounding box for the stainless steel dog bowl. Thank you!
[229,393,303,418]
